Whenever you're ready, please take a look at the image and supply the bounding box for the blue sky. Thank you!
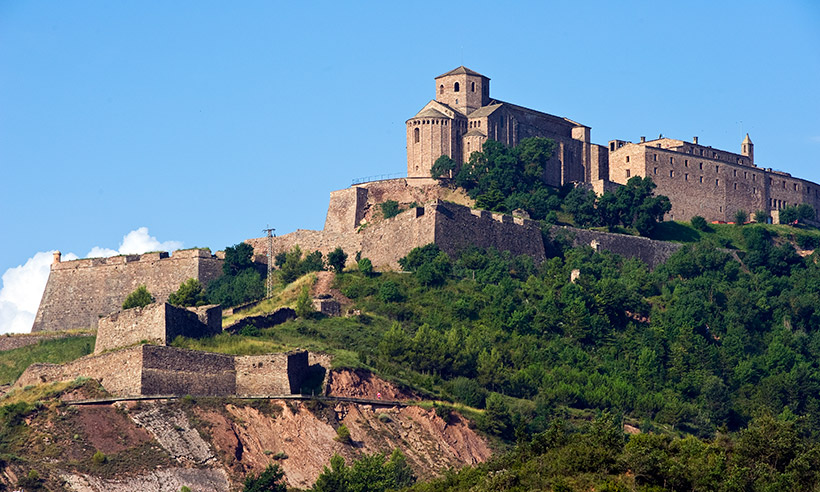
[1,1,819,332]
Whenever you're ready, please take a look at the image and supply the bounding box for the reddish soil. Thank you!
[326,369,420,400]
[73,404,153,454]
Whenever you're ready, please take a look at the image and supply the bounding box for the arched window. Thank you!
[414,127,419,143]
[439,84,444,95]
[471,82,475,92]
[454,82,460,92]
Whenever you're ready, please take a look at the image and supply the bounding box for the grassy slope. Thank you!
[0,336,95,385]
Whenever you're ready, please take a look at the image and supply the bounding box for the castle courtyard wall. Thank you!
[549,226,682,269]
[32,249,223,333]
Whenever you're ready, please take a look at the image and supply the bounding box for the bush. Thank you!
[381,200,401,219]
[796,234,819,250]
[92,450,107,465]
[224,242,255,276]
[690,215,709,231]
[335,424,352,444]
[168,278,206,307]
[327,247,348,273]
[358,257,373,275]
[754,210,769,223]
[242,464,286,492]
[446,377,487,408]
[378,281,403,303]
[206,269,265,307]
[122,285,154,309]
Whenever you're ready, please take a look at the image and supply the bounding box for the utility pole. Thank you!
[262,226,275,298]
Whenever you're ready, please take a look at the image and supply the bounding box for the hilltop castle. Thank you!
[28,66,820,335]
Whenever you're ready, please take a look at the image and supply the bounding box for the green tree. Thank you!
[313,450,415,492]
[754,209,769,223]
[431,155,457,179]
[206,269,265,307]
[734,209,748,225]
[797,203,816,221]
[242,464,286,492]
[168,278,206,307]
[327,247,348,273]
[224,242,255,276]
[690,215,709,231]
[295,285,313,318]
[122,285,154,309]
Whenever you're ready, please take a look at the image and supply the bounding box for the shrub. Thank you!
[754,210,769,223]
[180,487,192,492]
[358,257,373,275]
[223,242,254,276]
[335,424,352,444]
[242,464,286,492]
[796,234,819,250]
[381,200,401,219]
[92,450,107,465]
[690,215,709,231]
[122,285,154,309]
[327,247,348,273]
[239,324,261,337]
[17,470,41,489]
[378,281,403,303]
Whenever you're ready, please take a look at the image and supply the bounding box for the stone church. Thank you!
[406,66,609,189]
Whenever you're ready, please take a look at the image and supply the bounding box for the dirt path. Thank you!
[312,271,335,297]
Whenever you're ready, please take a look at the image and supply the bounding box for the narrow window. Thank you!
[670,156,674,164]
[795,183,799,191]
[753,187,756,194]
[439,84,444,95]
[685,173,689,181]
[744,172,748,179]
[653,167,658,174]
[610,142,615,151]
[626,169,631,178]
[716,165,719,173]
[699,162,703,170]
[467,142,471,153]
[734,183,737,190]
[454,82,460,92]
[626,156,630,163]
[753,174,756,182]
[414,127,419,143]
[699,176,704,183]
[733,170,737,177]
[685,159,688,167]
[670,170,674,178]
[716,179,719,186]
[471,81,475,92]
[653,154,657,161]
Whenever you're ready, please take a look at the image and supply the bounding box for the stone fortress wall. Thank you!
[94,302,222,354]
[14,345,311,398]
[32,249,223,333]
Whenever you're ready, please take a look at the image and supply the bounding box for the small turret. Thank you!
[53,251,61,265]
[742,133,754,164]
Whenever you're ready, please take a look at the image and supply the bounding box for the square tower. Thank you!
[435,66,490,115]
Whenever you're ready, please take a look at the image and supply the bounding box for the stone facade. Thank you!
[14,344,310,398]
[235,351,309,396]
[94,302,223,354]
[247,198,546,270]
[407,66,610,186]
[608,136,820,223]
[32,249,223,333]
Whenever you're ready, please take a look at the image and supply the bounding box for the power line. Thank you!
[262,226,276,298]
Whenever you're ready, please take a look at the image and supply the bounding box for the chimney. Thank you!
[693,136,699,144]
[640,136,646,143]
[53,251,61,264]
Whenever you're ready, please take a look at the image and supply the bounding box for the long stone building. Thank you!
[608,135,820,223]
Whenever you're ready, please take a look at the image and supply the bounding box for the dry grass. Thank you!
[221,273,316,327]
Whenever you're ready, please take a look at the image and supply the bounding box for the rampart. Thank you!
[14,345,310,398]
[549,226,683,269]
[32,249,223,333]
[0,333,94,352]
[247,198,546,269]
[94,303,222,354]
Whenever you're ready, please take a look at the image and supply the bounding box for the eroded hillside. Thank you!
[0,372,490,491]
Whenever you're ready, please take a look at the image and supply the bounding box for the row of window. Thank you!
[439,81,478,95]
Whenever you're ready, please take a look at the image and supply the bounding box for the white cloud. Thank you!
[0,228,182,334]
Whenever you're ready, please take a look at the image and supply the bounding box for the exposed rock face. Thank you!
[127,402,216,465]
[62,468,231,492]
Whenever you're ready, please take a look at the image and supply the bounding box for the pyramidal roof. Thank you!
[743,133,753,144]
[435,66,488,79]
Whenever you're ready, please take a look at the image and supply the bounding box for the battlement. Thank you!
[33,248,223,333]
